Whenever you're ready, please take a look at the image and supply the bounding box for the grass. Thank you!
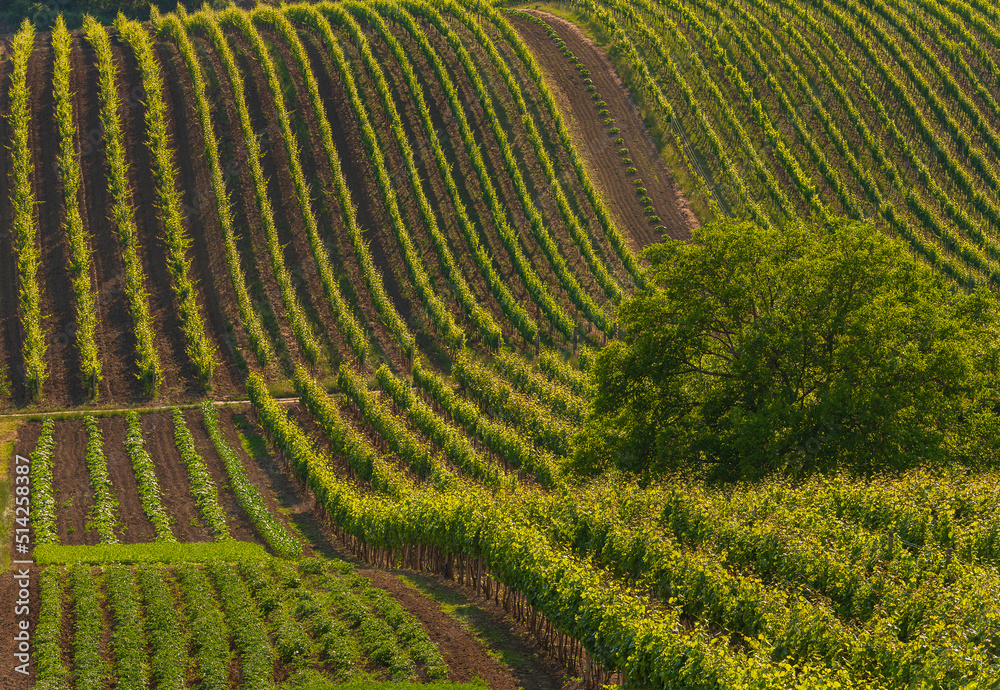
[0,417,23,573]
[35,540,270,565]
[290,681,489,690]
[395,573,531,672]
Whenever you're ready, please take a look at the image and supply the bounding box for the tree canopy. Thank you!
[573,218,1000,478]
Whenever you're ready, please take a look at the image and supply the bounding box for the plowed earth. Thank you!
[512,11,697,245]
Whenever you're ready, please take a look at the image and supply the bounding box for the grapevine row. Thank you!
[374,363,513,490]
[280,3,417,358]
[320,4,502,346]
[342,0,537,344]
[411,358,561,487]
[292,365,412,499]
[493,5,648,286]
[153,10,275,366]
[9,22,46,399]
[280,5,466,350]
[117,18,220,387]
[52,17,102,398]
[233,7,374,363]
[538,348,591,397]
[246,378,854,687]
[188,10,324,364]
[36,568,67,690]
[363,0,575,339]
[402,0,609,333]
[452,350,572,456]
[445,0,627,306]
[492,349,586,422]
[83,17,163,396]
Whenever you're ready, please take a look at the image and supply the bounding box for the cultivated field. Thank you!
[1,0,999,687]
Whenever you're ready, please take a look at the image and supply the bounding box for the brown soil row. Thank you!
[514,11,697,246]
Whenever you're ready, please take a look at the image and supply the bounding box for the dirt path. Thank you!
[512,11,697,246]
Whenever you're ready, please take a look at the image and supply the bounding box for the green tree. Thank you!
[574,218,1000,478]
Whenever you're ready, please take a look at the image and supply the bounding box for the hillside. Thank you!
[2,0,1000,688]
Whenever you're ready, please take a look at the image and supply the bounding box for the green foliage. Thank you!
[30,420,58,545]
[84,16,163,397]
[575,218,1000,477]
[36,567,68,689]
[124,411,176,542]
[207,560,275,688]
[137,566,188,690]
[35,540,269,565]
[71,564,108,690]
[117,17,220,388]
[106,565,150,688]
[9,21,46,400]
[53,16,102,398]
[84,416,120,543]
[201,402,301,558]
[172,408,230,540]
[177,563,231,689]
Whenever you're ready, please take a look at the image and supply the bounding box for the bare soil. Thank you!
[139,411,211,542]
[51,419,97,546]
[100,415,156,543]
[513,11,697,245]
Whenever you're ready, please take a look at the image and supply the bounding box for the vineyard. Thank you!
[1,0,999,687]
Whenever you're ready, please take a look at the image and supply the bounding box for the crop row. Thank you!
[138,566,188,690]
[208,560,275,687]
[36,568,67,689]
[201,402,302,557]
[452,350,572,456]
[375,364,513,490]
[231,7,374,363]
[83,17,163,396]
[404,0,607,334]
[491,349,586,422]
[241,561,322,673]
[124,411,176,542]
[444,1,626,308]
[247,376,853,687]
[30,419,58,545]
[172,408,230,540]
[52,17,103,398]
[107,565,150,687]
[411,358,560,487]
[497,6,653,283]
[366,0,575,340]
[188,10,325,364]
[342,0,537,344]
[292,366,411,499]
[295,4,467,350]
[337,363,456,486]
[153,10,275,366]
[72,564,108,690]
[9,22,46,399]
[84,416,120,544]
[177,562,232,688]
[283,3,417,358]
[117,18,221,387]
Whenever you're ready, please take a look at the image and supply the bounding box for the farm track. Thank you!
[514,11,696,245]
